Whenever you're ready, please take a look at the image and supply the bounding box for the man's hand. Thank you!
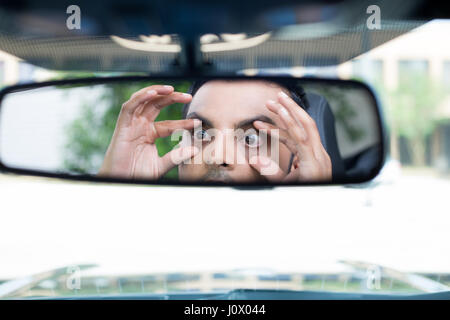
[251,91,332,182]
[98,85,200,179]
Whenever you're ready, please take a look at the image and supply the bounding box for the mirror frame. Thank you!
[0,75,387,188]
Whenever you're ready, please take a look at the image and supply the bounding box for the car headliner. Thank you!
[0,0,448,73]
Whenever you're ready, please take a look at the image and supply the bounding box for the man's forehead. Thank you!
[187,80,284,126]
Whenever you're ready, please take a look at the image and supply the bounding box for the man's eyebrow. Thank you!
[236,115,275,129]
[186,112,213,127]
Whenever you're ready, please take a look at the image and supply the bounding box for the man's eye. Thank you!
[244,133,261,148]
[193,129,210,141]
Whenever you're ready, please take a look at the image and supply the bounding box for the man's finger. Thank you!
[277,91,325,158]
[141,92,192,122]
[266,100,306,142]
[150,119,201,142]
[249,155,286,182]
[276,92,333,179]
[117,85,174,127]
[253,120,297,154]
[129,85,174,105]
[160,146,200,176]
[266,100,316,163]
[124,85,174,115]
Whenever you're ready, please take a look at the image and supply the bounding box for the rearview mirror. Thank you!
[0,76,385,186]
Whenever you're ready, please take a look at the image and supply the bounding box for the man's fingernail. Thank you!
[193,119,201,126]
[147,89,157,96]
[182,93,192,98]
[278,91,289,99]
[163,85,173,89]
[267,99,276,105]
[279,107,289,116]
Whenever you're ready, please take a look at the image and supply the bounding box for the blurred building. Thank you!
[338,21,450,172]
[0,50,53,86]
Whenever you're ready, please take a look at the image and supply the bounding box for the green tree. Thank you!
[381,73,446,166]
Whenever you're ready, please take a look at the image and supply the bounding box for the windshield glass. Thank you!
[0,20,449,299]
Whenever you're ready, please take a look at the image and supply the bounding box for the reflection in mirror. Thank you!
[0,78,383,185]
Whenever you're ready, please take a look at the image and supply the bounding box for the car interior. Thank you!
[0,0,449,303]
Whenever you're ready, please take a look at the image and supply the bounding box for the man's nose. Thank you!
[204,130,237,168]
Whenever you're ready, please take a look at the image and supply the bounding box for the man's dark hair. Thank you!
[181,79,310,119]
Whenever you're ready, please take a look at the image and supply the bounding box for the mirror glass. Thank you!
[0,77,383,185]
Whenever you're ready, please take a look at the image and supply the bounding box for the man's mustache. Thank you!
[201,169,233,183]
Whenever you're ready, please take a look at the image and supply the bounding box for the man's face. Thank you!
[178,80,292,183]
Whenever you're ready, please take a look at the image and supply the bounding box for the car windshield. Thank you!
[0,20,450,299]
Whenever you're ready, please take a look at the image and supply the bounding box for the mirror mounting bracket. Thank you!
[175,36,217,76]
